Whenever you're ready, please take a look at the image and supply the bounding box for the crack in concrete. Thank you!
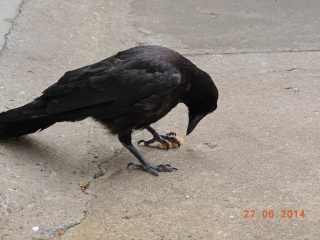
[0,0,26,57]
[29,210,90,239]
[49,210,89,239]
[54,148,126,238]
[80,148,126,190]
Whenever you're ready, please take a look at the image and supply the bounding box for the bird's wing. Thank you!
[42,58,183,115]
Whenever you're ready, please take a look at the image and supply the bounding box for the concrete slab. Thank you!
[61,52,320,240]
[0,0,319,239]
[132,0,320,53]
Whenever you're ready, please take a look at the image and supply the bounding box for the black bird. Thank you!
[0,45,218,176]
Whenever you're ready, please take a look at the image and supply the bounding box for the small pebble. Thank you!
[32,226,39,232]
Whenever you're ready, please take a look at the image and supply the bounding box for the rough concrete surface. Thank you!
[0,0,319,239]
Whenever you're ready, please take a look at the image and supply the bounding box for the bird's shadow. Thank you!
[1,136,53,158]
[0,136,78,173]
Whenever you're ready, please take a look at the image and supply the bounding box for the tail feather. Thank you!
[0,101,55,139]
[0,99,89,139]
[0,120,55,139]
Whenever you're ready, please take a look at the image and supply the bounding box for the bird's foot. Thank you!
[127,163,178,176]
[138,132,181,150]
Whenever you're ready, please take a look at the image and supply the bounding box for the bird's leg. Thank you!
[138,126,181,150]
[118,132,177,176]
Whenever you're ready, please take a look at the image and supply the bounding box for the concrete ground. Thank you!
[0,0,319,239]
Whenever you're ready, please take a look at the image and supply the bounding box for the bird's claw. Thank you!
[127,163,178,176]
[162,135,181,148]
[166,132,176,137]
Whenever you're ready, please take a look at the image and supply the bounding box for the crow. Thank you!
[0,45,218,176]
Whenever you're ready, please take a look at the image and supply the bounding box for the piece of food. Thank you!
[157,136,184,149]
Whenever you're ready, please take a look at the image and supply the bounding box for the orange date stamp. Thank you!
[244,210,305,219]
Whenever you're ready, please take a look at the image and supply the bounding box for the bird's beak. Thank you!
[186,114,205,135]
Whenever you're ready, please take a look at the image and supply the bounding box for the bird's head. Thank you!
[184,71,219,135]
[186,94,218,135]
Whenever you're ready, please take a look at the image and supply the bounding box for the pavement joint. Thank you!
[183,48,320,57]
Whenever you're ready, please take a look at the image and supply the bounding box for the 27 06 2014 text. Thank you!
[243,210,305,219]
